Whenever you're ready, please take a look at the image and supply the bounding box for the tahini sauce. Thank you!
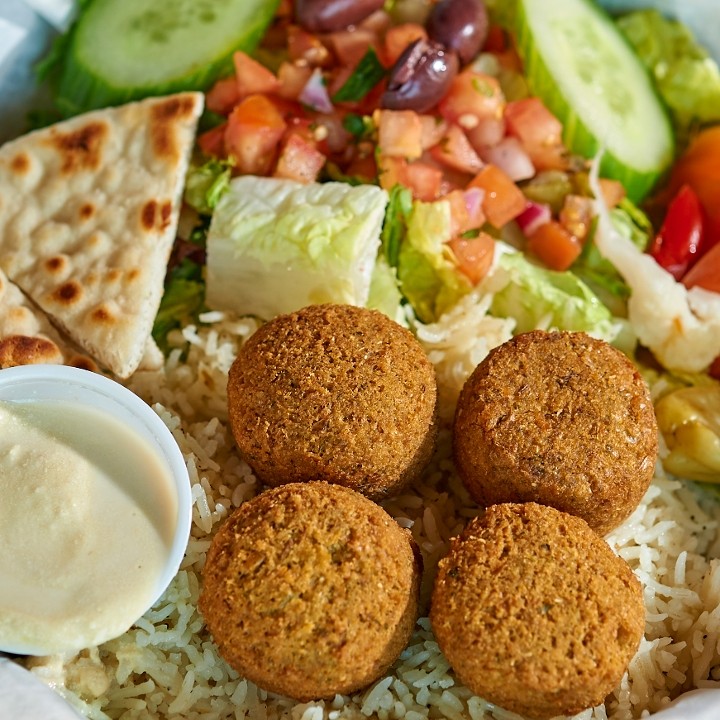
[0,399,177,653]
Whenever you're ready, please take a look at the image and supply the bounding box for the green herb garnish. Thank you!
[333,48,387,103]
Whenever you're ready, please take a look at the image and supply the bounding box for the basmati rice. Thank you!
[25,297,720,720]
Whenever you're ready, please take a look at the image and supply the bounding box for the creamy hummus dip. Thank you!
[0,399,177,654]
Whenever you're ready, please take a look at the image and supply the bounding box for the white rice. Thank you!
[26,297,720,719]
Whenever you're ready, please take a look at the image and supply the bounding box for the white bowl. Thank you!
[0,365,191,655]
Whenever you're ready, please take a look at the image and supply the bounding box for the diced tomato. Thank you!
[649,185,705,280]
[277,61,313,101]
[274,133,326,183]
[403,161,444,200]
[559,194,594,242]
[287,25,331,66]
[438,72,505,125]
[233,51,280,98]
[378,154,442,200]
[682,242,720,294]
[419,114,448,150]
[225,95,287,175]
[448,232,495,285]
[468,164,527,228]
[383,23,427,66]
[377,154,407,192]
[284,117,320,146]
[528,220,582,271]
[327,29,377,67]
[667,126,720,241]
[376,109,423,160]
[197,123,227,157]
[430,125,484,175]
[504,98,567,171]
[206,76,240,115]
[345,151,377,182]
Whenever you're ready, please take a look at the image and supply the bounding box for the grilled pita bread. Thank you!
[0,92,203,378]
[0,267,98,371]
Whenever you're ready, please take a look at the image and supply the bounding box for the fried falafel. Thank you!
[453,330,658,535]
[430,502,645,720]
[199,481,422,701]
[227,303,438,500]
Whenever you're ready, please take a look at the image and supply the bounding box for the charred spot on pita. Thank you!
[90,305,116,325]
[150,95,196,162]
[10,153,31,175]
[50,121,108,174]
[0,335,64,368]
[140,198,173,232]
[45,256,67,274]
[79,202,96,221]
[68,355,99,372]
[53,280,83,305]
[125,268,142,283]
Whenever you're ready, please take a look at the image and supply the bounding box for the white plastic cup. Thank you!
[0,364,191,655]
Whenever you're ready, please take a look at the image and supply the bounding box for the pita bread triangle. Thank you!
[0,266,98,371]
[0,92,204,378]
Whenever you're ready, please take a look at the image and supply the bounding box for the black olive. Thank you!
[426,0,489,65]
[294,0,386,33]
[380,39,459,113]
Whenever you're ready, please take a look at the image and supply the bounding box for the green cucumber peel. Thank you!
[514,0,675,202]
[53,0,280,116]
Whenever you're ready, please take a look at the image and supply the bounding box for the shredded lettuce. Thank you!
[184,158,234,215]
[490,245,622,343]
[367,256,407,326]
[616,9,720,138]
[397,199,472,323]
[572,198,652,315]
[152,258,206,353]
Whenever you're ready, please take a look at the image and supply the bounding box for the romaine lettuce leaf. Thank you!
[490,245,622,343]
[205,176,387,320]
[616,9,720,138]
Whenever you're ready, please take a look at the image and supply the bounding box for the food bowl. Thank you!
[0,365,191,656]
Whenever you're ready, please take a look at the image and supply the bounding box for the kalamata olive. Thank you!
[294,0,386,33]
[381,38,459,113]
[426,0,489,65]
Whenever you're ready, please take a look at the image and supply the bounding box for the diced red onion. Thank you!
[463,187,485,218]
[480,137,535,181]
[466,115,506,151]
[300,68,334,114]
[516,200,552,237]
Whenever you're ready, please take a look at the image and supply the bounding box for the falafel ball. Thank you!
[227,303,438,500]
[430,502,645,720]
[453,330,658,535]
[199,481,422,701]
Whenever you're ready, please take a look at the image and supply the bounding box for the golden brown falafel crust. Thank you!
[430,502,645,720]
[453,330,658,535]
[227,304,438,500]
[199,482,422,702]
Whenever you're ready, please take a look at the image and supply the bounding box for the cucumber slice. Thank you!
[515,0,674,201]
[55,0,280,116]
